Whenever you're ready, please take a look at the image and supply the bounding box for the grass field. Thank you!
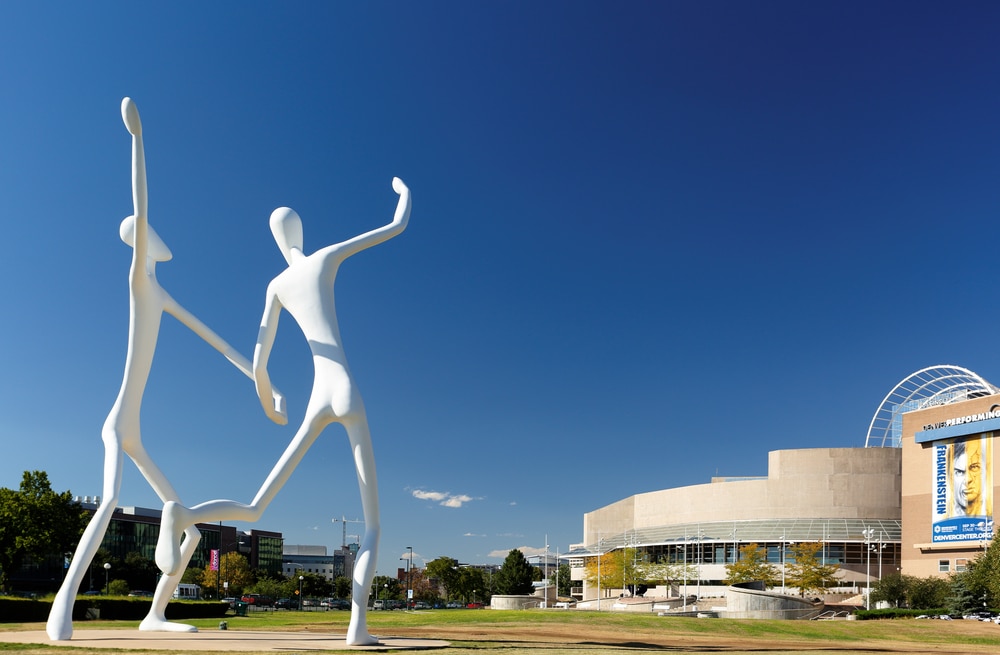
[4,608,1000,654]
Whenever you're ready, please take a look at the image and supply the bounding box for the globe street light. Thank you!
[862,527,875,610]
[298,576,304,610]
[103,562,111,595]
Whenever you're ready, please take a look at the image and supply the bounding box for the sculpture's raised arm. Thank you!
[121,98,148,266]
[329,177,411,260]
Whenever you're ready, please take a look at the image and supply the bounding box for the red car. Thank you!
[241,594,275,606]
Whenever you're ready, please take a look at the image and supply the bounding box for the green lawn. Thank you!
[3,608,1000,654]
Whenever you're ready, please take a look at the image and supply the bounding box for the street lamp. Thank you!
[696,532,705,602]
[862,527,875,610]
[779,533,785,593]
[298,576,304,610]
[402,546,413,610]
[103,562,111,595]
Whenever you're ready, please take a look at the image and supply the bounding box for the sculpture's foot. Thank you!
[346,630,379,647]
[46,589,74,640]
[139,616,198,633]
[155,501,187,575]
[346,609,378,646]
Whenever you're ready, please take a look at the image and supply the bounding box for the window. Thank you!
[938,559,950,573]
[956,558,968,572]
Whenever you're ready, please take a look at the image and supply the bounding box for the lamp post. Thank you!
[696,532,705,602]
[103,562,111,595]
[403,546,413,610]
[682,539,687,611]
[862,527,874,610]
[298,576,304,610]
[779,534,784,594]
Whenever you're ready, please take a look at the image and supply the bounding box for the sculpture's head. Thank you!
[119,215,173,262]
[269,207,303,265]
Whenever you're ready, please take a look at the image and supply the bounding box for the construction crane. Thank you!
[332,516,363,548]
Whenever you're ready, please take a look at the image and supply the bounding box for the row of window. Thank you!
[939,558,968,573]
[625,542,901,567]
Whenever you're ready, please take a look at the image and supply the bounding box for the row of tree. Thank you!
[583,542,840,596]
[871,537,1000,612]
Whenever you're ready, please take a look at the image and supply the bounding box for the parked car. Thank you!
[413,601,430,610]
[241,594,275,606]
[467,602,484,609]
[127,590,153,597]
[274,598,295,609]
[221,597,237,609]
[445,601,463,609]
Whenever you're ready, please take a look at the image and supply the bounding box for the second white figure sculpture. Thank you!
[50,98,410,647]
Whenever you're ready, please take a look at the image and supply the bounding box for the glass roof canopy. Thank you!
[568,517,901,557]
[865,365,998,448]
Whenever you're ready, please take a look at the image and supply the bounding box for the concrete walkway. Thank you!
[1,629,449,651]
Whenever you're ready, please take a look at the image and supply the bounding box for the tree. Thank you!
[723,543,779,588]
[0,471,88,591]
[554,562,575,597]
[784,542,839,596]
[870,572,913,608]
[908,576,950,609]
[122,551,159,592]
[372,575,401,601]
[332,576,352,599]
[641,560,696,593]
[493,549,535,595]
[200,551,251,597]
[454,566,487,603]
[298,571,332,598]
[425,556,460,599]
[181,566,204,587]
[949,573,980,615]
[962,537,1000,608]
[248,576,287,601]
[584,547,647,595]
[108,578,130,596]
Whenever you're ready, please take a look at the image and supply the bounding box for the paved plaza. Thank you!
[2,629,448,651]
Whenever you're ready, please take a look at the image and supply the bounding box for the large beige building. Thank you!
[570,366,999,604]
[571,447,901,600]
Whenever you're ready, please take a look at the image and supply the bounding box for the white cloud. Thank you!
[411,490,448,502]
[463,532,486,538]
[410,488,478,508]
[488,545,548,558]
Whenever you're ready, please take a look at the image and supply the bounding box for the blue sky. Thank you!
[3,2,1000,574]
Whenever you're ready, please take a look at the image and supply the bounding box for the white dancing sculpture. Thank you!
[47,98,285,641]
[156,181,411,645]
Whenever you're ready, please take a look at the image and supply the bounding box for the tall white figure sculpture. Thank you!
[156,179,411,645]
[47,98,285,641]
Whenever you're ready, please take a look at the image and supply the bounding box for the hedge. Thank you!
[0,597,228,622]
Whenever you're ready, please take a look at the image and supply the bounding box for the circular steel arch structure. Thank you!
[866,365,999,448]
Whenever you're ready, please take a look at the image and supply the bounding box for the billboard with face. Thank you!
[931,433,993,543]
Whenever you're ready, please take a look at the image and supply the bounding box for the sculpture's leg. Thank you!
[47,443,124,641]
[139,525,200,632]
[156,417,326,576]
[127,444,199,632]
[345,418,380,647]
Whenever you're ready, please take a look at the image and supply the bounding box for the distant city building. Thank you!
[283,544,356,581]
[13,501,283,592]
